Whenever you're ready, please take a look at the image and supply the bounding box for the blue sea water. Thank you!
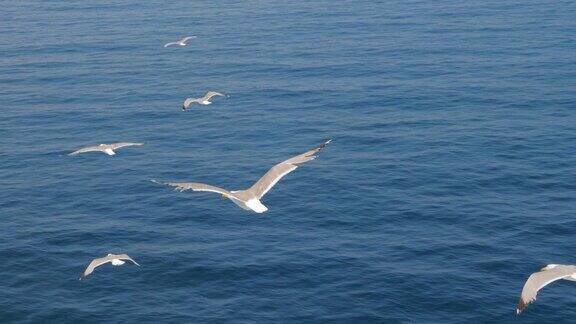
[1,0,575,322]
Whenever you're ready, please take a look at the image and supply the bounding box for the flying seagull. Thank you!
[517,264,576,314]
[69,143,143,156]
[164,36,196,48]
[80,253,140,279]
[182,91,226,111]
[152,139,332,213]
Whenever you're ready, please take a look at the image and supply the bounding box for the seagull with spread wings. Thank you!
[164,36,196,48]
[517,264,576,314]
[80,253,140,279]
[182,91,226,111]
[69,143,143,156]
[152,139,332,213]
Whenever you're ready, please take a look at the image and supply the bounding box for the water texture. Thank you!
[1,0,575,322]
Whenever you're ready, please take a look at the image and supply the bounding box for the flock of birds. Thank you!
[68,36,333,281]
[66,36,570,316]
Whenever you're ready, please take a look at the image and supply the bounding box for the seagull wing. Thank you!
[81,256,113,278]
[183,98,198,109]
[152,180,232,195]
[108,142,143,150]
[116,254,140,266]
[517,265,576,314]
[164,42,178,47]
[203,91,225,101]
[181,36,196,43]
[69,145,103,155]
[247,139,332,199]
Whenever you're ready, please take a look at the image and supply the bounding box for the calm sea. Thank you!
[1,0,575,322]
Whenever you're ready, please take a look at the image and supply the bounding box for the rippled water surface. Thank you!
[1,0,575,322]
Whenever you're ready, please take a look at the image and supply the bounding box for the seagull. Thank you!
[69,143,143,156]
[152,139,332,213]
[164,36,196,48]
[182,91,226,111]
[80,253,140,280]
[517,264,576,314]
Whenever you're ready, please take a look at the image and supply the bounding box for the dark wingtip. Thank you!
[316,139,332,150]
[516,298,526,315]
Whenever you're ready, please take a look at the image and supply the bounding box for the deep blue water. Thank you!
[1,0,575,322]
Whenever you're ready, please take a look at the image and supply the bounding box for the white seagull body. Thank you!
[164,36,196,48]
[517,264,576,314]
[182,91,226,111]
[152,139,332,213]
[69,143,143,156]
[80,253,140,279]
